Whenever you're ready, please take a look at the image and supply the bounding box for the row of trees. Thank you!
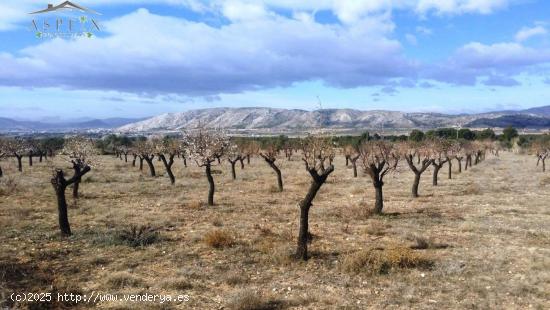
[1,129,547,261]
[108,132,500,260]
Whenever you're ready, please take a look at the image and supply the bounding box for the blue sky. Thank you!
[0,0,549,121]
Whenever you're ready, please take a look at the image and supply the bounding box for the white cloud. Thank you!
[515,25,547,42]
[221,1,268,21]
[0,0,517,31]
[0,9,416,95]
[416,0,509,15]
[429,41,550,85]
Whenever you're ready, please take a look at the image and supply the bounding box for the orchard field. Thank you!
[1,147,549,309]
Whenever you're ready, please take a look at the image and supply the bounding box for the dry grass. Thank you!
[342,245,434,274]
[1,152,549,309]
[203,229,235,248]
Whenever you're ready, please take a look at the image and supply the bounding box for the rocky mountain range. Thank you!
[2,106,549,134]
[116,106,550,133]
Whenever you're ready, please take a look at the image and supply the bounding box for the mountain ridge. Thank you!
[116,105,550,133]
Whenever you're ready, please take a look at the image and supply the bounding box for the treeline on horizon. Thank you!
[1,126,548,156]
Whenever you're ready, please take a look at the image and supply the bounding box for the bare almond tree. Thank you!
[134,140,156,177]
[3,138,28,172]
[244,141,260,165]
[359,141,399,214]
[259,145,284,192]
[155,138,182,185]
[446,141,461,179]
[343,144,361,177]
[184,128,231,206]
[226,142,243,180]
[431,138,450,186]
[295,135,335,260]
[51,137,97,235]
[60,137,98,199]
[399,141,434,198]
[532,139,549,172]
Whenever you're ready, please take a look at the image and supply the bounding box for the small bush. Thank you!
[226,291,278,310]
[363,222,388,236]
[203,230,235,248]
[342,246,434,274]
[188,201,202,209]
[160,277,193,290]
[115,225,160,247]
[224,273,248,286]
[106,272,143,288]
[409,236,450,250]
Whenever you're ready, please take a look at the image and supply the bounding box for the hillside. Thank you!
[116,107,507,132]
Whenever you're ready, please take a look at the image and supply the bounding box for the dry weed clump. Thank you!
[160,277,193,290]
[459,182,482,195]
[342,246,434,274]
[115,225,160,247]
[363,221,389,236]
[203,229,235,248]
[226,290,280,310]
[408,235,450,250]
[105,272,144,288]
[187,201,203,209]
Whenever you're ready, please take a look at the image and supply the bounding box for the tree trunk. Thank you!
[374,183,384,214]
[264,158,283,191]
[275,166,283,192]
[447,159,452,179]
[247,154,250,164]
[432,164,441,186]
[457,157,462,173]
[159,154,175,185]
[345,156,349,166]
[29,152,33,166]
[132,155,137,167]
[139,157,144,170]
[16,155,22,172]
[72,164,81,199]
[0,165,3,178]
[543,158,546,172]
[144,156,156,176]
[412,173,421,198]
[239,157,245,169]
[205,164,215,206]
[351,160,358,178]
[124,154,128,162]
[296,180,322,260]
[52,170,71,236]
[230,161,237,180]
[39,153,43,162]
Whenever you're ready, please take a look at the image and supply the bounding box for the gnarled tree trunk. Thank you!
[143,155,156,176]
[51,166,90,236]
[296,166,334,261]
[159,154,176,185]
[350,155,359,178]
[205,163,215,206]
[15,155,22,172]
